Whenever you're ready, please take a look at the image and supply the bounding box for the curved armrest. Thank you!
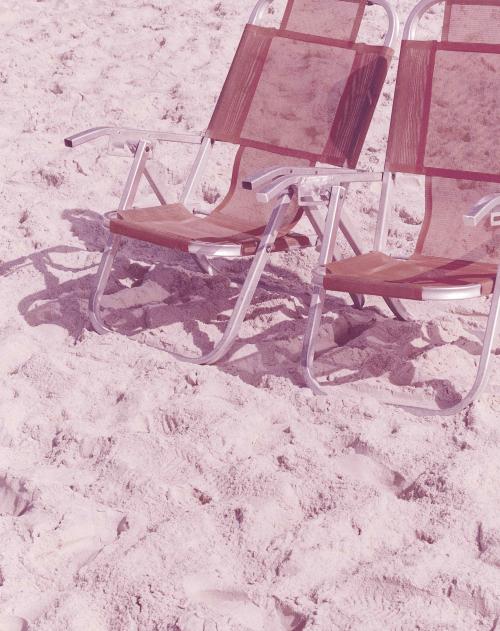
[64,126,205,148]
[463,193,500,228]
[242,165,359,191]
[248,169,383,204]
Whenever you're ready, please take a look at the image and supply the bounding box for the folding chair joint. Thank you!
[463,193,500,228]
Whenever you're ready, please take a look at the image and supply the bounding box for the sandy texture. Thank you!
[1,1,499,629]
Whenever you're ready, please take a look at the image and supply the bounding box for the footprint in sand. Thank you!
[177,611,218,631]
[333,453,406,494]
[0,474,32,517]
[0,615,28,631]
[183,576,308,631]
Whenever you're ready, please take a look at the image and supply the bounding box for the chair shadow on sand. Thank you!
[6,206,486,410]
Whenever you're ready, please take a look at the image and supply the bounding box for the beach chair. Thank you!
[64,0,398,364]
[251,0,499,414]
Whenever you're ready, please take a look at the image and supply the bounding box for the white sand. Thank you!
[0,1,499,629]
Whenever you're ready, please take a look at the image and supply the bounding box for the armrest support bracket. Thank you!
[463,193,500,228]
[248,170,383,204]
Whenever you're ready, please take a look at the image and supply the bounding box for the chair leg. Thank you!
[301,283,329,395]
[87,194,291,365]
[400,275,500,416]
[193,253,217,277]
[351,293,365,310]
[174,236,275,365]
[338,215,365,310]
[384,297,412,321]
[301,270,500,416]
[89,234,121,335]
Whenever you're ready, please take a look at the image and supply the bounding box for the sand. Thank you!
[0,0,499,629]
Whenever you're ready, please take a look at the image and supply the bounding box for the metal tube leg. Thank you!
[305,270,500,415]
[338,215,365,309]
[89,140,149,334]
[300,284,328,395]
[89,194,292,364]
[300,186,345,393]
[384,297,413,321]
[351,293,365,310]
[401,268,500,416]
[194,253,217,277]
[89,234,121,335]
[178,244,271,364]
[171,194,292,365]
[306,207,364,309]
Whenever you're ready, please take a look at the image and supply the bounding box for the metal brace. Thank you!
[491,211,500,227]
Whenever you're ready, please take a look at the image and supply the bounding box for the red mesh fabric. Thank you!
[207,1,391,169]
[111,204,312,255]
[443,0,500,43]
[385,37,500,264]
[213,147,310,234]
[321,251,497,298]
[238,34,357,157]
[416,177,500,263]
[112,147,312,252]
[386,40,500,178]
[282,0,365,40]
[384,42,435,173]
[114,0,392,253]
[424,46,500,177]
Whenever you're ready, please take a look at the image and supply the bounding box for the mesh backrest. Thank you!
[282,0,365,39]
[443,0,500,43]
[207,0,392,169]
[385,4,500,264]
[213,147,309,236]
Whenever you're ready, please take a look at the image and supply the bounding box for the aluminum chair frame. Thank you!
[64,0,399,365]
[245,0,500,415]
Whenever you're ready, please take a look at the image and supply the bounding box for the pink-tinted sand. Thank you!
[0,1,499,629]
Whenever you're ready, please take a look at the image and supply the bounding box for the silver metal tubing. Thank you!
[400,266,500,416]
[300,187,346,393]
[463,193,500,228]
[179,137,213,207]
[243,165,360,191]
[301,283,328,395]
[372,172,413,320]
[319,187,347,267]
[421,284,482,301]
[384,297,413,321]
[64,126,204,148]
[302,266,500,416]
[247,0,398,47]
[374,171,394,252]
[255,171,383,204]
[305,208,325,242]
[317,187,365,309]
[492,211,500,227]
[89,194,295,364]
[338,214,363,257]
[193,254,217,276]
[371,0,399,48]
[191,205,211,216]
[89,141,151,335]
[102,211,118,229]
[403,0,444,40]
[118,140,151,210]
[169,194,294,364]
[248,0,273,25]
[188,241,243,258]
[89,234,121,335]
[144,167,168,205]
